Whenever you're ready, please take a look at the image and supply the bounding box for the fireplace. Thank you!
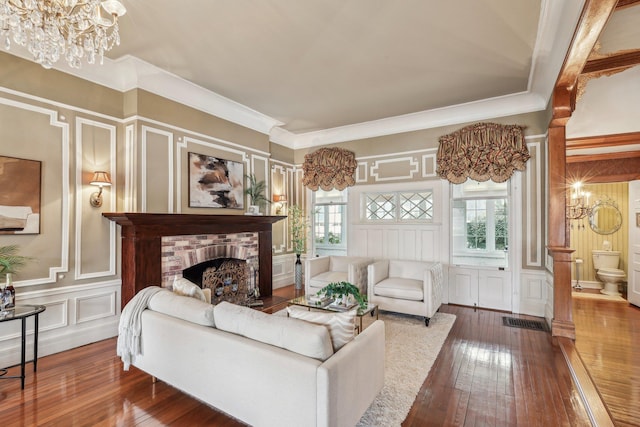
[163,239,258,305]
[103,213,285,306]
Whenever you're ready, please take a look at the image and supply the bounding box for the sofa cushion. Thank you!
[172,276,206,302]
[374,277,424,301]
[148,290,215,326]
[286,306,356,351]
[214,302,334,361]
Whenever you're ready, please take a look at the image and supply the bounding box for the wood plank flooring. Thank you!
[573,293,640,427]
[1,285,625,426]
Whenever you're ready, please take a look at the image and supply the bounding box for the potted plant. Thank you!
[0,245,32,309]
[244,174,270,214]
[317,281,367,310]
[289,205,309,289]
[0,244,31,281]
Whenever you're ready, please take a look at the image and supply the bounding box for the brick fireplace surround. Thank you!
[103,213,285,307]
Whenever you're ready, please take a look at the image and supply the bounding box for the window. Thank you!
[452,180,509,268]
[313,189,347,256]
[364,191,433,222]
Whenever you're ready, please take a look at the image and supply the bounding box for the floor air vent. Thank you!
[502,316,548,332]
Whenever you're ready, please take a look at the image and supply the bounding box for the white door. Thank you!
[448,266,479,307]
[628,180,640,307]
[478,269,512,311]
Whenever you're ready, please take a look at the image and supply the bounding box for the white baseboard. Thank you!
[571,280,602,290]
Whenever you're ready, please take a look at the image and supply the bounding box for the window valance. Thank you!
[302,147,357,191]
[436,122,529,184]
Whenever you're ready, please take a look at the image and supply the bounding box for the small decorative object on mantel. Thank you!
[317,281,367,310]
[244,174,270,215]
[289,205,309,290]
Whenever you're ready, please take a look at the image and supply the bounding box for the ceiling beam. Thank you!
[551,0,618,126]
[566,131,640,150]
[616,0,640,10]
[582,50,640,74]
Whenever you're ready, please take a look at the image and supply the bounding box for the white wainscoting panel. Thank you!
[272,253,295,289]
[519,270,547,317]
[0,280,121,368]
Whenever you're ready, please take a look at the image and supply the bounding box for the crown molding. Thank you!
[272,91,547,150]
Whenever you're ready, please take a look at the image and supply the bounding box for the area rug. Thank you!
[572,291,626,302]
[356,311,456,426]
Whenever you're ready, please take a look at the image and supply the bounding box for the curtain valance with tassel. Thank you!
[436,122,530,184]
[302,147,357,191]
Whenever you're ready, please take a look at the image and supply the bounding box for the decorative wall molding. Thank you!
[74,291,117,324]
[370,156,420,182]
[271,163,288,253]
[421,154,437,178]
[0,95,70,287]
[356,162,368,183]
[124,124,136,211]
[74,117,117,280]
[141,125,174,212]
[525,141,543,267]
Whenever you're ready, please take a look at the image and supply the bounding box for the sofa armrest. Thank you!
[348,259,372,294]
[317,320,385,427]
[306,256,331,279]
[422,262,443,316]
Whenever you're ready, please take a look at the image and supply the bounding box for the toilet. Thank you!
[592,249,626,296]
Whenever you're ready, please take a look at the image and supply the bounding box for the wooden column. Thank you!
[546,0,618,340]
[103,213,285,307]
[548,116,576,339]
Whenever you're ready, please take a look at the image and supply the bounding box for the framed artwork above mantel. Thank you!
[188,152,244,209]
[0,155,41,234]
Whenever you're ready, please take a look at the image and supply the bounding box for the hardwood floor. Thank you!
[3,285,632,426]
[573,292,640,427]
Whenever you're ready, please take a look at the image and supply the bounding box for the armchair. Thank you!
[305,256,374,297]
[367,260,443,326]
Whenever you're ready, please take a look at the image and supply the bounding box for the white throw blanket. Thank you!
[117,286,165,370]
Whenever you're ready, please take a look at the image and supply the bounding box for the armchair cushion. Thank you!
[305,256,374,296]
[373,277,423,301]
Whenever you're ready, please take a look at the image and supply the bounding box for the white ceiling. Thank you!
[2,0,590,148]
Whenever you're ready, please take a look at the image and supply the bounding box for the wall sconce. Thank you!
[89,171,112,208]
[273,194,287,215]
[566,181,592,221]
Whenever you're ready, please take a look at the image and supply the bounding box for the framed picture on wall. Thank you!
[188,152,244,209]
[0,155,41,234]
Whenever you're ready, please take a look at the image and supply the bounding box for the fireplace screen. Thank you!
[183,257,253,305]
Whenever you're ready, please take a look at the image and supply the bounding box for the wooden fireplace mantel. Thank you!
[103,213,285,307]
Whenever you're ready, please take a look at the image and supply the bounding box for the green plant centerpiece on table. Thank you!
[317,281,367,310]
[0,244,32,282]
[244,173,271,214]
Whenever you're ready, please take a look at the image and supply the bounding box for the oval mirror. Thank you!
[588,201,622,235]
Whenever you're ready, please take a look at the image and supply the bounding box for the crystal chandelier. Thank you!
[566,181,592,221]
[0,0,126,69]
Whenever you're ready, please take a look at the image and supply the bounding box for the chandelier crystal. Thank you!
[0,0,126,69]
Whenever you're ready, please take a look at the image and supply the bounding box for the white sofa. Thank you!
[128,293,385,427]
[368,260,443,326]
[305,256,374,296]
